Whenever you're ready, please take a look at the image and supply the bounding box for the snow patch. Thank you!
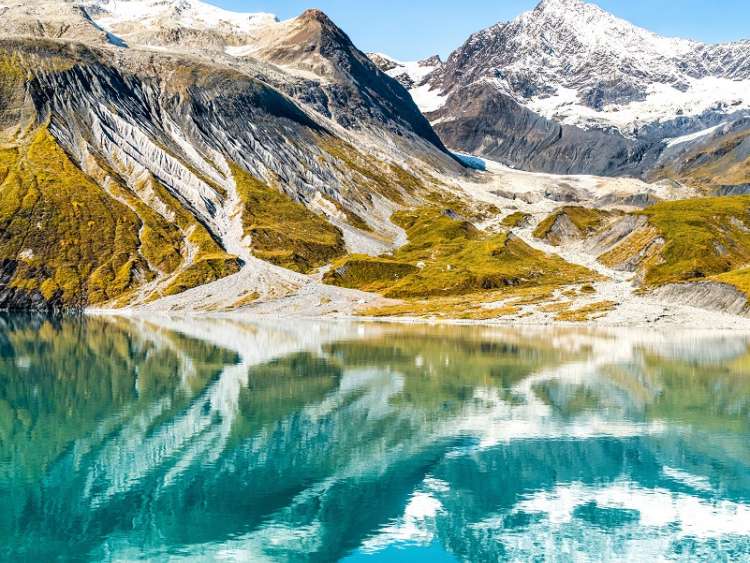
[89,0,277,35]
[528,78,750,134]
[665,122,727,148]
[372,53,440,84]
[410,83,448,113]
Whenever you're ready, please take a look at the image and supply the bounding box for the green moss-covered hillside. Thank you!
[594,195,750,298]
[534,206,617,245]
[325,207,595,301]
[232,164,345,273]
[0,129,241,309]
[639,195,750,287]
[0,129,147,309]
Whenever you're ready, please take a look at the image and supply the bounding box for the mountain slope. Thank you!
[239,9,446,148]
[0,2,462,311]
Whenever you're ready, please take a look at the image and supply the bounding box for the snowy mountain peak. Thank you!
[367,52,444,96]
[535,0,587,10]
[82,0,278,38]
[422,0,750,138]
[519,0,696,60]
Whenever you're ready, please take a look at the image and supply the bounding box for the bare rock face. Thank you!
[650,282,750,316]
[61,1,452,153]
[650,118,750,191]
[244,11,447,149]
[428,81,661,176]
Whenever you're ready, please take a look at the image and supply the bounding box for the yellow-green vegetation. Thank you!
[389,162,424,197]
[325,207,595,306]
[232,164,345,273]
[230,291,261,309]
[325,255,419,292]
[534,206,616,244]
[552,300,617,322]
[0,53,25,82]
[359,292,520,320]
[506,285,557,306]
[360,284,561,320]
[597,195,750,299]
[635,195,750,288]
[0,53,27,118]
[502,211,532,228]
[579,283,597,294]
[0,129,148,307]
[0,127,241,308]
[160,222,241,298]
[0,50,76,141]
[162,253,241,297]
[598,222,662,270]
[713,267,750,296]
[424,190,501,222]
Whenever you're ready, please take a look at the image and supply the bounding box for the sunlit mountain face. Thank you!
[1,316,750,561]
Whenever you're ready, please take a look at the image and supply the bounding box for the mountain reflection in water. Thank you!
[1,315,750,561]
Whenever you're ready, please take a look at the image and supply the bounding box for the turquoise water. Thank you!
[2,316,750,561]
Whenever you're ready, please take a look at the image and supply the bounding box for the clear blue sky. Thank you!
[216,0,750,60]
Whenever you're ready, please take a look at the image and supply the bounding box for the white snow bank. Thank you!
[91,0,277,34]
[527,77,750,134]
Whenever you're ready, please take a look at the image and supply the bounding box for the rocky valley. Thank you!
[0,0,749,327]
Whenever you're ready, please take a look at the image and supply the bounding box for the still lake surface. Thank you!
[1,315,750,561]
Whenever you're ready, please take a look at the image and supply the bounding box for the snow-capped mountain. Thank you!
[367,53,444,110]
[394,0,750,178]
[427,0,750,133]
[367,53,434,88]
[81,0,277,47]
[87,0,277,33]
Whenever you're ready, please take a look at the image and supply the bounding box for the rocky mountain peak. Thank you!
[427,0,750,120]
[419,55,442,67]
[414,0,750,179]
[299,8,332,25]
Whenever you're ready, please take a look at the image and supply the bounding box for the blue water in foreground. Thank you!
[2,315,750,561]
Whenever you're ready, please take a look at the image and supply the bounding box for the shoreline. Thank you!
[85,306,750,333]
